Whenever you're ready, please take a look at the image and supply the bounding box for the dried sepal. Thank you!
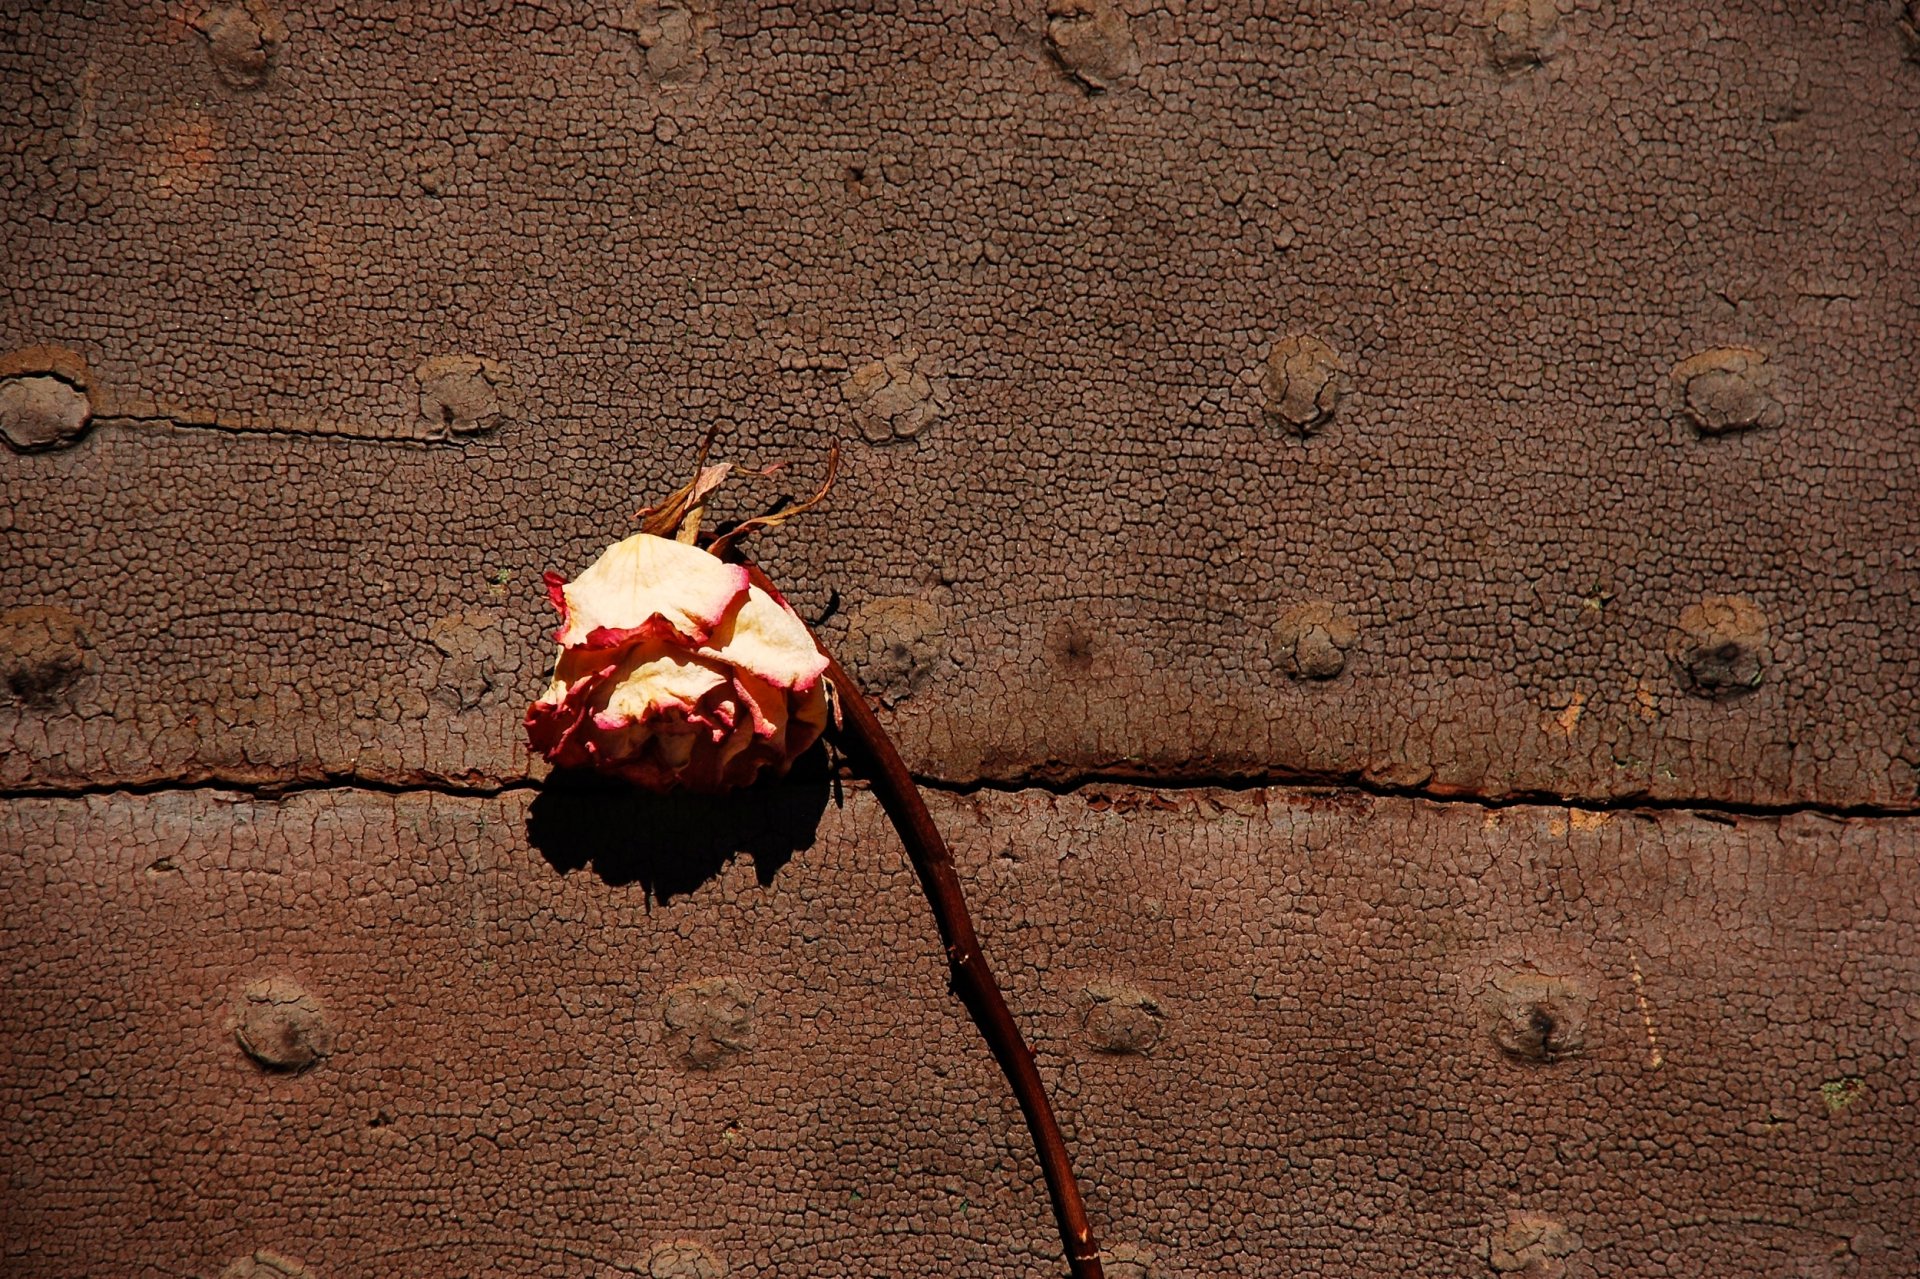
[636,428,733,543]
[707,443,840,559]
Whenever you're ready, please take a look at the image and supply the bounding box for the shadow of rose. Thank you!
[526,746,834,903]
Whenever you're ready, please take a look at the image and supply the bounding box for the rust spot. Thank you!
[1669,594,1769,699]
[1082,981,1165,1055]
[1046,0,1139,94]
[1261,335,1349,435]
[1670,346,1784,435]
[141,108,223,200]
[662,977,754,1070]
[234,977,334,1073]
[1273,601,1357,681]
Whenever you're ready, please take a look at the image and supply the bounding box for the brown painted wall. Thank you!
[3,2,1917,1276]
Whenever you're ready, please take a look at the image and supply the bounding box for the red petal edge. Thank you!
[543,570,571,642]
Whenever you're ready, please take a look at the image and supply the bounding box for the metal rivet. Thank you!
[846,597,948,703]
[194,2,287,89]
[1261,336,1349,436]
[1671,347,1784,435]
[1670,594,1769,699]
[1483,0,1562,72]
[1081,982,1165,1056]
[843,349,947,443]
[235,977,334,1073]
[662,977,754,1070]
[1046,0,1139,94]
[1273,602,1357,681]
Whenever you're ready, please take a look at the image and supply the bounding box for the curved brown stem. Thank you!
[818,652,1105,1279]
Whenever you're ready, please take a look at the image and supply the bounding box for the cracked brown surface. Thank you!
[4,1,1918,806]
[4,2,1919,1275]
[3,786,1916,1276]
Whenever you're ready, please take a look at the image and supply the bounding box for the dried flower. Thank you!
[523,440,1106,1278]
[524,447,836,792]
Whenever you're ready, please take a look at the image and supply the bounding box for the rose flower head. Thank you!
[525,446,835,793]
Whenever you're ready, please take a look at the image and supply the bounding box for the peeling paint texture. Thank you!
[2,3,1916,808]
[2,1,1918,1276]
[3,789,1916,1275]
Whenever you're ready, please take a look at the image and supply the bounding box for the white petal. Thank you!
[554,533,749,649]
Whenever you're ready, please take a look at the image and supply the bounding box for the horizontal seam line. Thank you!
[1,769,1915,821]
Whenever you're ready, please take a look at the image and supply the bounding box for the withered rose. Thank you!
[525,531,830,791]
[523,443,1104,1279]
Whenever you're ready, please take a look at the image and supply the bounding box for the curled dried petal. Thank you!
[550,533,750,650]
[527,530,832,793]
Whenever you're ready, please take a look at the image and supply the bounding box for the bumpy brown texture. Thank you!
[1,785,1915,1277]
[3,6,1917,1272]
[3,2,1918,806]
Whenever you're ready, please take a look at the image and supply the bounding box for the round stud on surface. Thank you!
[1670,346,1783,435]
[1483,0,1562,72]
[1273,601,1357,680]
[414,355,516,435]
[845,596,948,703]
[1488,1214,1585,1279]
[612,0,719,86]
[1261,335,1349,435]
[0,607,93,708]
[195,0,287,88]
[1104,1243,1156,1278]
[0,345,94,452]
[644,1240,724,1278]
[1081,981,1165,1056]
[234,977,334,1072]
[1482,968,1590,1064]
[662,977,755,1070]
[218,1251,313,1279]
[1669,594,1769,698]
[842,349,948,443]
[1046,0,1139,93]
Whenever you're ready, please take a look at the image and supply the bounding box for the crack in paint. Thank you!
[3,765,1917,823]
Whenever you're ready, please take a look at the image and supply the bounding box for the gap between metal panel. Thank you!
[2,768,1916,822]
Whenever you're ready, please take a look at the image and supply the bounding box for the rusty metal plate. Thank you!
[4,4,1919,805]
[2,785,1914,1276]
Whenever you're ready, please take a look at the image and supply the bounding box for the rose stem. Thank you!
[818,652,1106,1279]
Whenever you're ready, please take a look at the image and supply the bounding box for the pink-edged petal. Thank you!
[525,657,621,767]
[728,668,787,740]
[702,580,829,691]
[552,533,749,650]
